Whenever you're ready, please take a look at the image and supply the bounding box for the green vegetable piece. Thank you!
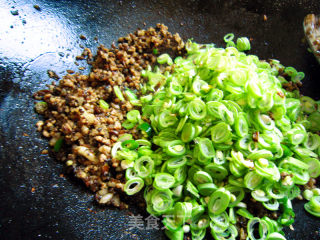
[98,99,109,110]
[121,140,139,150]
[208,188,231,215]
[157,53,173,65]
[211,122,232,144]
[138,122,152,135]
[186,180,200,198]
[181,123,196,143]
[193,170,213,185]
[113,86,124,101]
[197,183,217,196]
[124,177,144,195]
[188,99,207,120]
[236,37,251,51]
[154,173,175,190]
[165,140,186,156]
[54,138,64,152]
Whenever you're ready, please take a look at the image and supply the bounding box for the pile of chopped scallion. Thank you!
[112,34,320,240]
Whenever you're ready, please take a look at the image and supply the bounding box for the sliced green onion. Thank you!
[234,112,249,137]
[135,139,151,147]
[251,189,270,202]
[312,188,320,196]
[244,171,263,190]
[303,189,314,201]
[308,111,320,131]
[165,140,186,156]
[151,189,173,214]
[167,157,187,172]
[98,99,109,110]
[304,133,320,152]
[198,183,218,196]
[134,156,154,178]
[186,180,200,198]
[303,158,320,178]
[262,198,280,211]
[124,177,144,195]
[193,171,213,185]
[309,196,320,212]
[224,33,235,43]
[247,217,269,240]
[225,186,245,207]
[206,89,224,102]
[204,163,228,180]
[127,110,141,123]
[122,120,136,129]
[138,122,152,136]
[157,53,173,65]
[175,115,188,134]
[197,137,215,159]
[174,201,193,225]
[121,140,139,150]
[211,122,232,144]
[190,215,210,230]
[188,99,207,120]
[236,37,251,51]
[159,110,178,128]
[304,201,320,217]
[236,208,253,219]
[114,37,320,239]
[113,86,124,101]
[208,188,231,215]
[300,96,316,114]
[181,123,196,143]
[267,232,287,240]
[154,173,175,190]
[210,211,230,229]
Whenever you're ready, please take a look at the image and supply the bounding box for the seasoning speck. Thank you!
[10,10,19,16]
[41,149,48,154]
[31,187,36,193]
[33,5,41,11]
[263,14,267,21]
[47,70,59,80]
[80,34,87,40]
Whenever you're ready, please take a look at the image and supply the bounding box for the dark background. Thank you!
[0,0,319,239]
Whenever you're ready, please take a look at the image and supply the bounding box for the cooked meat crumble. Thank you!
[34,24,185,208]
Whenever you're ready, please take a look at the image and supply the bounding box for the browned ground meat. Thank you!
[34,24,185,208]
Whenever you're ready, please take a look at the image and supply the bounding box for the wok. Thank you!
[0,0,319,239]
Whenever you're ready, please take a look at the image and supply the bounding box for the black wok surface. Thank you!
[0,0,319,239]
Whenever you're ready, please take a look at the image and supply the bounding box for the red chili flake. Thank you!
[31,187,36,193]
